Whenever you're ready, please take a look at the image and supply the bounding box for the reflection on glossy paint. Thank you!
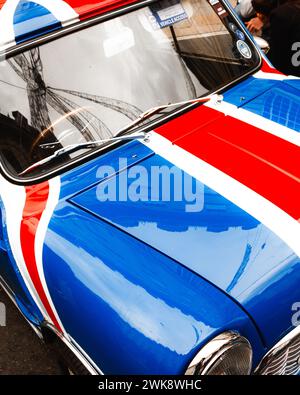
[46,229,208,355]
[71,150,299,338]
[245,86,300,132]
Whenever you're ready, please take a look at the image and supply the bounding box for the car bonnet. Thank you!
[66,70,300,348]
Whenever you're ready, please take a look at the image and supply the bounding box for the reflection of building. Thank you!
[98,185,259,233]
[0,111,60,174]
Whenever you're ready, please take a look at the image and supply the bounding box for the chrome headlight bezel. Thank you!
[185,331,253,375]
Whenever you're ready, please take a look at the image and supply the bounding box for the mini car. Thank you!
[0,0,299,375]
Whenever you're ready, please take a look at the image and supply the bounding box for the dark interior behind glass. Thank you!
[0,0,259,179]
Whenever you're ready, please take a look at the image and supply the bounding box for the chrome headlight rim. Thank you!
[185,331,253,375]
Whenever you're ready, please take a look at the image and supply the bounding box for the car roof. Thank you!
[0,0,140,53]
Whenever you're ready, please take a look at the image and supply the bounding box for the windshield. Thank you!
[0,0,259,180]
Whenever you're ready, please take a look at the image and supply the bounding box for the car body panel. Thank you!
[0,194,44,324]
[70,141,300,349]
[0,0,299,375]
[223,77,300,131]
[43,200,265,374]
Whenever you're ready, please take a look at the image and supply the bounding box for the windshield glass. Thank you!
[0,0,259,179]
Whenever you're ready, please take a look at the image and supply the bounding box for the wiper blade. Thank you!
[19,94,222,176]
[19,133,146,176]
[115,94,223,137]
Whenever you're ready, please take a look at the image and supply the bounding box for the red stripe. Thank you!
[0,0,139,18]
[155,105,223,142]
[20,181,62,332]
[64,0,139,20]
[155,106,300,221]
[260,59,284,75]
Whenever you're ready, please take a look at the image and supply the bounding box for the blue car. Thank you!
[0,0,299,375]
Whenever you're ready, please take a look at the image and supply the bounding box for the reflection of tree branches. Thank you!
[7,58,27,81]
[5,48,142,145]
[47,89,112,139]
[0,79,26,90]
[49,87,141,121]
[8,54,53,133]
[45,90,95,141]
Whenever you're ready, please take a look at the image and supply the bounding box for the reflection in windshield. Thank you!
[0,0,258,178]
[8,48,143,143]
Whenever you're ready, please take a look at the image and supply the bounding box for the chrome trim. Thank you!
[185,331,252,375]
[0,0,261,186]
[43,322,103,375]
[0,275,43,339]
[69,335,104,375]
[255,325,300,375]
[0,275,103,374]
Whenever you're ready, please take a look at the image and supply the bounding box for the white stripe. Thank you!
[35,176,67,335]
[141,132,300,258]
[254,70,300,81]
[0,0,18,50]
[205,100,300,147]
[0,176,53,323]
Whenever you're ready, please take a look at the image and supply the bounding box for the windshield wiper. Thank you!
[115,94,223,137]
[19,133,146,176]
[19,94,222,176]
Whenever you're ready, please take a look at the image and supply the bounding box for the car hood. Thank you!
[67,75,300,349]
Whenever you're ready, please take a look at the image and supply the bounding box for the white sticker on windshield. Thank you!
[236,40,252,59]
[149,0,188,30]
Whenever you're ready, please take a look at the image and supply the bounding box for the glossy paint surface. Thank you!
[0,249,43,324]
[62,71,300,354]
[222,76,279,107]
[70,147,300,348]
[60,141,153,200]
[224,78,300,131]
[171,111,299,220]
[0,0,299,374]
[242,83,300,132]
[0,199,44,324]
[0,64,298,372]
[43,200,264,374]
[13,1,62,42]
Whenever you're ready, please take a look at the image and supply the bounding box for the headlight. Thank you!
[185,331,252,375]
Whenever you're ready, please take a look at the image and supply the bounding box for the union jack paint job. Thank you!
[0,0,299,375]
[0,0,139,50]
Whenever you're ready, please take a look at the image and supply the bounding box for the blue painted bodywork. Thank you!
[14,1,61,44]
[0,0,299,376]
[224,77,300,130]
[69,150,300,350]
[0,206,43,325]
[40,76,299,372]
[0,68,298,374]
[43,200,264,374]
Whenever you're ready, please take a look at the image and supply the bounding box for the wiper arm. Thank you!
[19,133,146,176]
[115,94,223,137]
[19,94,222,176]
